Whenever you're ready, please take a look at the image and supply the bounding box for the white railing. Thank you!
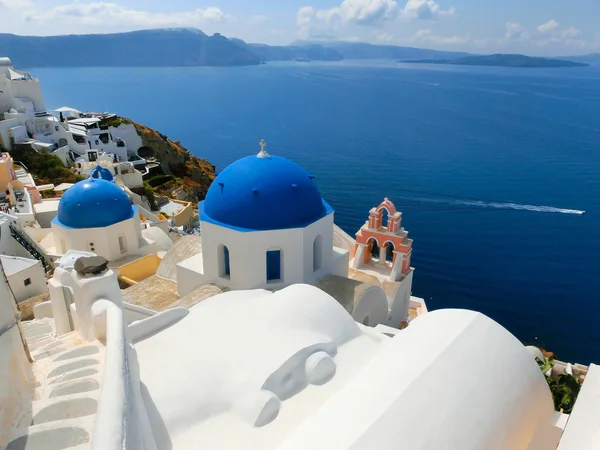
[90,299,157,450]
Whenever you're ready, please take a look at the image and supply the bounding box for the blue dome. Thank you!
[53,179,135,229]
[201,154,332,231]
[90,165,114,182]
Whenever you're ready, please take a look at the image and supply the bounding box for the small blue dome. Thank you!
[201,154,332,231]
[54,179,135,229]
[90,165,114,182]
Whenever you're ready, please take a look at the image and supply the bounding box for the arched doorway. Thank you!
[368,238,380,259]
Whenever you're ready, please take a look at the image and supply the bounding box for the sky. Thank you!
[1,0,599,56]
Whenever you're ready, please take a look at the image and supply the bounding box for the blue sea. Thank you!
[30,61,600,364]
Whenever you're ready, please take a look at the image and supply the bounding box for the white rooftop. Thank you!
[54,183,74,192]
[0,255,40,276]
[135,286,555,450]
[160,200,186,217]
[33,198,60,214]
[69,118,100,125]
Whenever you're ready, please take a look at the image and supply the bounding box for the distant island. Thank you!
[0,29,595,68]
[399,54,589,68]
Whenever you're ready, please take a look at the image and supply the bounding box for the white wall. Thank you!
[388,270,414,327]
[8,125,28,145]
[0,76,12,114]
[0,213,32,259]
[11,78,46,112]
[6,259,46,303]
[0,118,23,151]
[117,171,144,189]
[353,286,389,326]
[302,214,336,284]
[0,260,33,447]
[109,124,143,154]
[557,364,600,450]
[179,214,336,295]
[51,209,149,262]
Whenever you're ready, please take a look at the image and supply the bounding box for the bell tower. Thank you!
[353,198,413,282]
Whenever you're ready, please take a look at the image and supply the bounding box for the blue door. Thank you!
[266,250,281,281]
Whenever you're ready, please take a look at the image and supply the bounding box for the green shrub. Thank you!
[147,174,175,188]
[11,145,83,185]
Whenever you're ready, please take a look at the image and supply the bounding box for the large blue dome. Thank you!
[53,178,135,229]
[201,154,332,231]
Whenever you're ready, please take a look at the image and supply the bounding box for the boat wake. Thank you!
[397,196,585,215]
[456,200,584,215]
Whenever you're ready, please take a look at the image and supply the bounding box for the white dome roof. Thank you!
[279,309,555,450]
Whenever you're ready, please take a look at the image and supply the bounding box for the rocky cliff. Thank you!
[101,116,215,204]
[135,121,215,203]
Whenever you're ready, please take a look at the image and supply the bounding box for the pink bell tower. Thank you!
[353,198,413,282]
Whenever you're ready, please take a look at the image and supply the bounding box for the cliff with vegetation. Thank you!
[101,116,215,205]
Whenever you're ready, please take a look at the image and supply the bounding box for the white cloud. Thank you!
[537,19,559,33]
[410,28,465,45]
[505,22,528,41]
[250,15,268,25]
[561,26,581,39]
[495,21,592,54]
[304,0,400,28]
[297,6,316,37]
[0,0,31,9]
[402,0,455,20]
[375,31,395,42]
[26,3,234,27]
[297,0,454,38]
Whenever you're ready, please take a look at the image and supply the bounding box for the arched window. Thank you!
[266,249,282,282]
[385,242,395,262]
[380,208,389,229]
[313,235,322,272]
[219,245,230,278]
[369,238,380,258]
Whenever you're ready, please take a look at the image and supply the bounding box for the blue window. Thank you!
[223,246,230,276]
[266,250,281,281]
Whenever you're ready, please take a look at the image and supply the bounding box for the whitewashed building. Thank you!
[0,255,45,302]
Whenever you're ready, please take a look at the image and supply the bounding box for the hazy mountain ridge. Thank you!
[291,40,471,60]
[0,29,261,67]
[0,28,592,68]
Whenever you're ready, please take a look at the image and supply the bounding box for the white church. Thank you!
[179,141,346,290]
[172,141,419,328]
[50,174,157,262]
